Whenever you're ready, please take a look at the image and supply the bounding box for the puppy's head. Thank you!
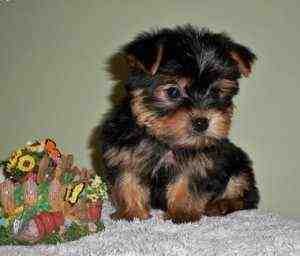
[123,25,256,149]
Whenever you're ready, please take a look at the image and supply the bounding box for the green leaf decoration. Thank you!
[37,201,50,212]
[61,172,75,185]
[36,181,50,212]
[0,225,19,245]
[63,222,89,242]
[20,206,38,224]
[33,151,45,161]
[37,181,49,198]
[14,185,24,206]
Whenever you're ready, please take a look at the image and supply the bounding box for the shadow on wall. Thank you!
[88,52,129,185]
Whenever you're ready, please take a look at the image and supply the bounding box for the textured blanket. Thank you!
[0,201,299,256]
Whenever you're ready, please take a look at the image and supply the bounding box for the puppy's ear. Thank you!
[229,43,257,77]
[123,37,163,76]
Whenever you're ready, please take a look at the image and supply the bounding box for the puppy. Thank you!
[96,24,259,223]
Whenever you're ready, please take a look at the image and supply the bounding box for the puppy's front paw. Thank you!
[205,199,243,216]
[205,201,228,216]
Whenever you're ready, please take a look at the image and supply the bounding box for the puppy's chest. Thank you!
[107,138,214,177]
[152,149,214,178]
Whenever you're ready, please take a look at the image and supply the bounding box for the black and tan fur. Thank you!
[92,25,259,223]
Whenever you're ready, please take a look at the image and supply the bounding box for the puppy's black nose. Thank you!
[193,118,209,133]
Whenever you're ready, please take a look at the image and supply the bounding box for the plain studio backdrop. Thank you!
[0,0,299,217]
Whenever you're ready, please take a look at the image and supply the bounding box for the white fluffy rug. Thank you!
[0,201,300,256]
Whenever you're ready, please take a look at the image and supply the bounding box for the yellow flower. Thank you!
[17,155,35,172]
[11,149,23,160]
[91,175,101,188]
[87,193,99,202]
[7,149,23,169]
[5,206,24,222]
[7,206,24,219]
[6,160,15,170]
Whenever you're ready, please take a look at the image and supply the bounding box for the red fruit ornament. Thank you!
[86,200,102,222]
[16,211,64,243]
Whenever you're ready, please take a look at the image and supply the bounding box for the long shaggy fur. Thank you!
[92,24,259,223]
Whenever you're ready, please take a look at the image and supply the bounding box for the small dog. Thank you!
[96,24,259,223]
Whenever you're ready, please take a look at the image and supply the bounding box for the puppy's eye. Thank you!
[166,87,181,99]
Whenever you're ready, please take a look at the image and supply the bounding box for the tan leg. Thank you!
[205,172,250,216]
[165,176,207,223]
[110,172,150,221]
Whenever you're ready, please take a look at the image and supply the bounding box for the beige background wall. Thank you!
[0,0,299,217]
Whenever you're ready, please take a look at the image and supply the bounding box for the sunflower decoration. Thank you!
[6,150,23,170]
[17,155,36,173]
[1,148,37,181]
